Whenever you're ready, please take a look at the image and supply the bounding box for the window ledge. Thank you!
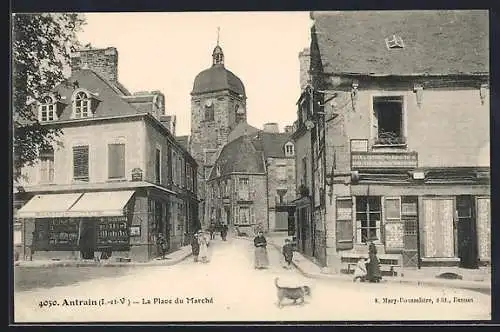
[72,179,89,183]
[107,178,127,183]
[421,257,460,262]
[372,143,408,149]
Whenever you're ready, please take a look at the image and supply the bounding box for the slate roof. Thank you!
[208,130,293,180]
[227,122,260,143]
[45,69,140,121]
[192,64,245,96]
[208,135,265,180]
[311,10,489,76]
[251,131,292,159]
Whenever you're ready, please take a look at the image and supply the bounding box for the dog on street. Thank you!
[274,277,311,308]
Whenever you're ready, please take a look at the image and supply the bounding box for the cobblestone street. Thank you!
[14,238,491,322]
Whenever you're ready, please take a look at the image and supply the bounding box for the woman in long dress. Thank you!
[198,231,209,263]
[253,231,269,269]
[366,241,382,282]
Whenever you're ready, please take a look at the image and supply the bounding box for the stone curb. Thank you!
[14,249,192,268]
[264,239,491,293]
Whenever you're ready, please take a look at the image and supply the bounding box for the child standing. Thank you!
[353,258,369,282]
[282,239,294,269]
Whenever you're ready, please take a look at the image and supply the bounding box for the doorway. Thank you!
[402,196,419,268]
[79,218,96,259]
[225,206,231,225]
[456,195,479,269]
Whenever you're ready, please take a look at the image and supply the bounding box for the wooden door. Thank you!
[402,196,419,267]
[456,196,478,268]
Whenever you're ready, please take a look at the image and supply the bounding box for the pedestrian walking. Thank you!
[220,224,228,241]
[191,232,200,262]
[198,230,209,263]
[366,241,382,283]
[156,233,167,259]
[253,230,269,269]
[353,258,368,282]
[282,238,294,269]
[209,221,216,240]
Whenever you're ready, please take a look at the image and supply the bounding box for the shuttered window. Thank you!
[39,148,55,183]
[155,148,161,184]
[73,145,89,181]
[336,197,353,250]
[384,197,404,251]
[108,143,125,179]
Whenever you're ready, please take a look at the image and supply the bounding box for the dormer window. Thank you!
[385,35,404,49]
[73,91,91,118]
[285,142,295,157]
[38,96,57,122]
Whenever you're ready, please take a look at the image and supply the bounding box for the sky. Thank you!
[76,12,312,136]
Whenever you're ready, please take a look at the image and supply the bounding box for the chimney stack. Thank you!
[263,123,279,133]
[298,47,311,90]
[70,47,119,83]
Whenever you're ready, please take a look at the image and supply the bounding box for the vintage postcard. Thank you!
[12,10,491,323]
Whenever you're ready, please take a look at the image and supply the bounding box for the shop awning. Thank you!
[65,190,135,217]
[16,193,84,218]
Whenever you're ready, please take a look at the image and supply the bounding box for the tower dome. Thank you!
[191,44,246,96]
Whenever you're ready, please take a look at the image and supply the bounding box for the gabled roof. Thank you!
[48,69,140,120]
[251,131,292,159]
[208,130,293,180]
[208,135,265,180]
[311,10,489,76]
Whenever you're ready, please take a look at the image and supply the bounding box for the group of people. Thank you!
[208,222,229,241]
[253,231,295,270]
[353,241,383,283]
[190,230,210,263]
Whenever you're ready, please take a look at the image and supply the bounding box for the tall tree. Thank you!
[12,13,86,180]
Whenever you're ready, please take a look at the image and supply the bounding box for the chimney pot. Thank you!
[263,123,279,133]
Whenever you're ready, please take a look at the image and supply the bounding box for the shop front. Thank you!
[16,186,183,262]
[342,183,491,268]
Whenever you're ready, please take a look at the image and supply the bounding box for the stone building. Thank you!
[14,47,199,262]
[206,125,296,234]
[189,41,293,229]
[293,11,490,272]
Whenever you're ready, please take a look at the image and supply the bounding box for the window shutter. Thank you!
[384,196,403,251]
[73,145,89,181]
[250,206,255,224]
[234,206,239,224]
[235,178,240,200]
[336,197,354,250]
[108,144,125,179]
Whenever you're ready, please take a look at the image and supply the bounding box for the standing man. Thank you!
[191,232,200,262]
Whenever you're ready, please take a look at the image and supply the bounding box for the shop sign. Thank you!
[129,225,141,236]
[351,152,417,169]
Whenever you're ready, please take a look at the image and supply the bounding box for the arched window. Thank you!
[285,142,295,157]
[39,96,56,122]
[73,91,91,119]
